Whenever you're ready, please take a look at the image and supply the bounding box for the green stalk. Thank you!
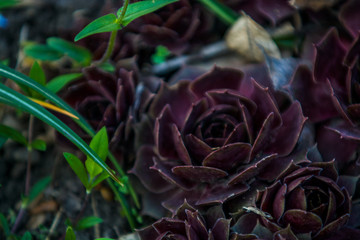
[197,0,238,25]
[108,179,135,230]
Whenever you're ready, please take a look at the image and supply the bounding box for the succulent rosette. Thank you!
[132,66,306,214]
[138,200,231,240]
[129,0,214,54]
[222,0,295,25]
[289,16,360,123]
[231,161,356,240]
[61,66,148,158]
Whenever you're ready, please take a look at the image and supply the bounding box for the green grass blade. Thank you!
[0,63,94,135]
[197,0,238,25]
[0,213,10,237]
[0,83,121,185]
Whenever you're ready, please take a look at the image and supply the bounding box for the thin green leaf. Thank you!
[24,44,63,61]
[98,62,115,73]
[29,61,46,99]
[65,226,76,240]
[86,127,109,179]
[29,62,46,86]
[46,73,82,94]
[63,153,89,189]
[117,0,178,26]
[76,216,103,230]
[0,213,10,237]
[197,0,238,25]
[74,14,120,41]
[30,139,47,151]
[0,83,121,185]
[0,0,18,9]
[47,37,92,65]
[0,136,7,148]
[91,171,110,189]
[28,176,51,203]
[0,124,27,146]
[21,231,32,240]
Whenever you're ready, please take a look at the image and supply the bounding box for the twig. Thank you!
[91,193,100,238]
[151,41,229,75]
[46,208,63,240]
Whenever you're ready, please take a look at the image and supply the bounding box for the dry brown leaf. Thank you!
[289,0,339,11]
[29,200,58,215]
[27,214,46,230]
[225,13,281,62]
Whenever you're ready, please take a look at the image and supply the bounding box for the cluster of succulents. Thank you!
[58,0,360,239]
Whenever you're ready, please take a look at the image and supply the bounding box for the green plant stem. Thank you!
[108,179,135,230]
[11,114,35,234]
[197,0,238,25]
[25,114,34,196]
[74,192,90,226]
[96,30,118,65]
[11,206,26,233]
[118,0,129,22]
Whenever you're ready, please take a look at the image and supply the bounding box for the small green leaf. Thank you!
[117,0,178,26]
[46,73,83,93]
[24,44,63,61]
[47,38,92,66]
[0,124,27,146]
[98,62,115,73]
[0,213,10,237]
[30,139,47,151]
[151,45,171,64]
[29,61,46,99]
[74,14,120,41]
[63,152,89,189]
[65,226,76,240]
[0,59,9,66]
[85,127,108,180]
[0,0,18,9]
[0,136,7,148]
[21,231,32,240]
[76,216,103,230]
[28,176,51,204]
[90,171,110,189]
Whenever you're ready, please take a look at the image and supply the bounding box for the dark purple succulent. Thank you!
[290,25,360,124]
[61,66,147,158]
[138,200,231,240]
[222,0,295,26]
[132,66,306,213]
[231,161,354,240]
[128,0,214,54]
